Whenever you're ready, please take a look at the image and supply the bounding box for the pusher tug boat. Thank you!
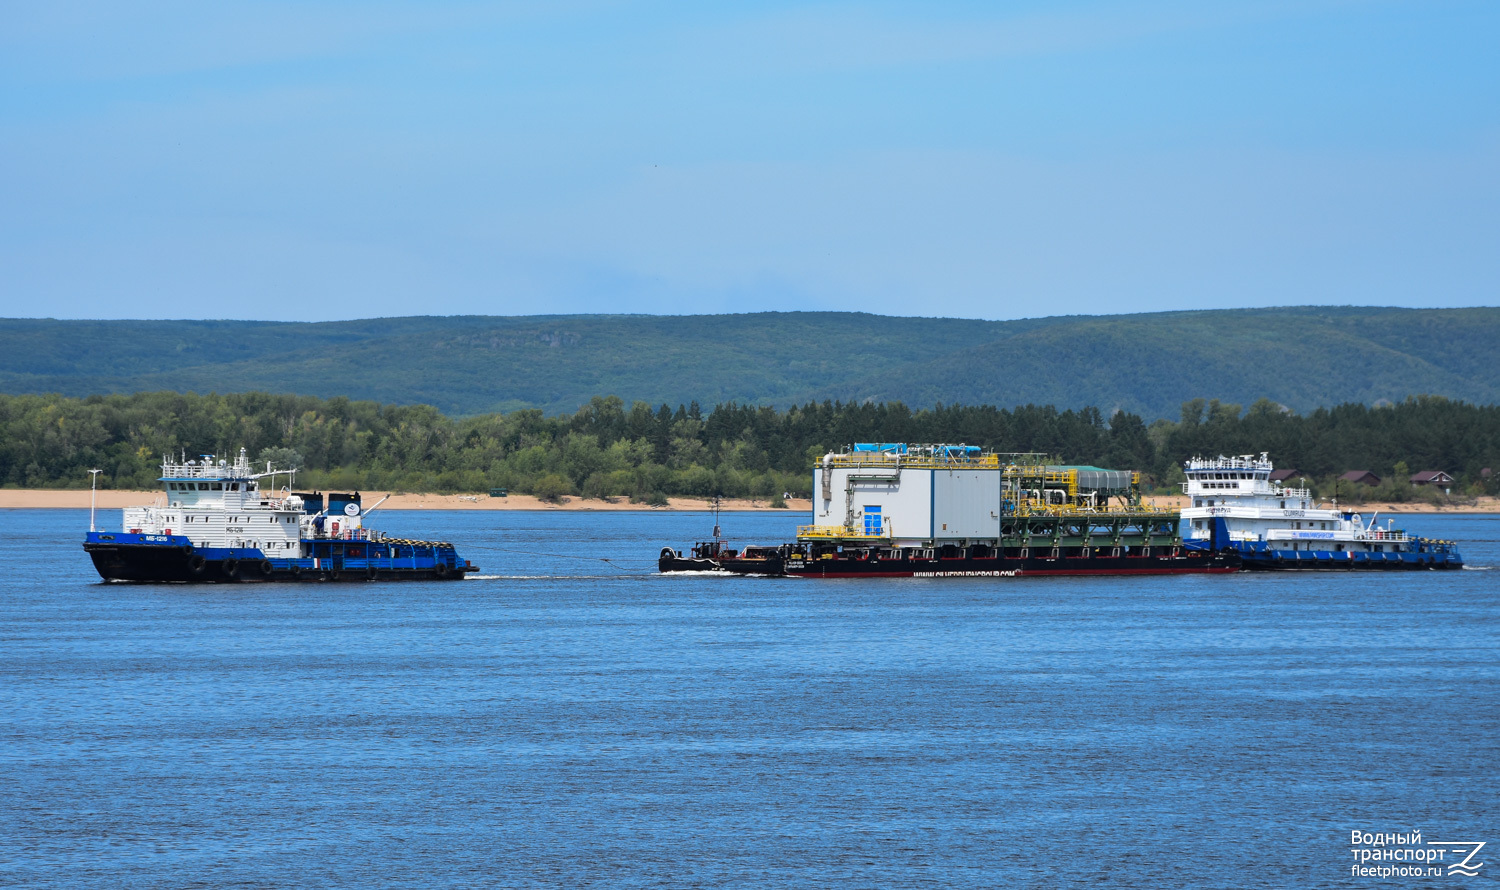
[82,449,477,582]
[1180,453,1463,570]
[657,496,790,574]
[659,443,1239,577]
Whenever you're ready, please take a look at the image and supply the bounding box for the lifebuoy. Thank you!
[221,558,239,578]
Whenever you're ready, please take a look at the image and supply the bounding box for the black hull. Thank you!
[660,549,1240,577]
[1240,556,1463,572]
[84,543,473,583]
[658,554,785,575]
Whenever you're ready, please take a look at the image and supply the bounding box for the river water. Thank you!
[2,509,1497,888]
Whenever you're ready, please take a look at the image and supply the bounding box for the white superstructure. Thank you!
[1180,453,1409,553]
[805,443,1152,547]
[121,448,353,554]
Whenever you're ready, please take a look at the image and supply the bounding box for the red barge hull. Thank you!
[659,546,1240,577]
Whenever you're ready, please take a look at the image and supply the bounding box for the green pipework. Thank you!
[994,513,1181,550]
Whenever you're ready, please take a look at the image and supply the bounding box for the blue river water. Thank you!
[2,508,1497,888]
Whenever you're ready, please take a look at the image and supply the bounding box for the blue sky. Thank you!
[2,1,1496,321]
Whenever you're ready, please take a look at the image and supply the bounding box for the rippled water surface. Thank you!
[2,509,1498,888]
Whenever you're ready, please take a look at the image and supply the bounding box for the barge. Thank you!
[660,443,1239,577]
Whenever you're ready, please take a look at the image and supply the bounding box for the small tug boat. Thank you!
[82,449,477,582]
[659,444,1239,577]
[658,497,790,574]
[1180,453,1463,570]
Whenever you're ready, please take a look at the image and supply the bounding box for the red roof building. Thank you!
[1409,470,1455,486]
[1339,470,1381,486]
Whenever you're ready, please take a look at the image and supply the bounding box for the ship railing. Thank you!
[825,453,1010,470]
[305,527,376,542]
[1008,504,1178,517]
[797,525,890,541]
[822,453,1058,472]
[158,461,256,480]
[1180,482,1312,499]
[1184,454,1273,472]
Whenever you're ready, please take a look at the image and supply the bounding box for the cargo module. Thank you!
[659,443,1239,577]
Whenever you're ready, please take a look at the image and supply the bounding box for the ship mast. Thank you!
[89,468,102,532]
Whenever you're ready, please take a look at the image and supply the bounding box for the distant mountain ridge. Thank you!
[1,307,1495,419]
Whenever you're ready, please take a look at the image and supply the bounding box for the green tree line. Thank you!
[2,391,1497,500]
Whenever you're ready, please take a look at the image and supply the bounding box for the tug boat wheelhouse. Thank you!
[82,449,476,582]
[1179,453,1463,570]
[660,443,1239,577]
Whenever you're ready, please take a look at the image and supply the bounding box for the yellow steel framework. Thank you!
[798,525,889,541]
[808,448,1157,543]
[825,452,1040,471]
[824,453,1139,499]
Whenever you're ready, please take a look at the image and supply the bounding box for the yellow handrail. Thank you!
[823,453,1040,471]
[797,525,889,540]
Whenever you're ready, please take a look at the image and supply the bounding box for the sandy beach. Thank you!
[0,489,811,512]
[3,489,1494,514]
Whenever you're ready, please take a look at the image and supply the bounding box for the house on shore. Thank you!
[1410,470,1455,494]
[1409,470,1454,487]
[1269,468,1301,484]
[1339,470,1381,486]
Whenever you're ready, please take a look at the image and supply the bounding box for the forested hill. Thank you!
[4,391,1497,500]
[1,306,1496,419]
